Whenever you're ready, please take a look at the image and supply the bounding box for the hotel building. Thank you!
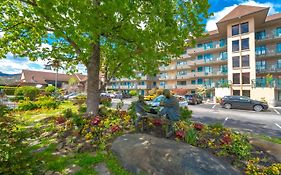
[107,5,281,106]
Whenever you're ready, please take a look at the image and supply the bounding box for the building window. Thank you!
[220,65,228,73]
[276,27,281,37]
[232,40,239,52]
[204,54,213,62]
[204,66,212,73]
[177,70,187,76]
[197,78,203,84]
[256,61,266,71]
[233,90,240,96]
[241,22,249,34]
[204,42,213,50]
[233,73,240,84]
[191,69,195,72]
[177,61,187,65]
[232,56,240,68]
[220,51,227,60]
[241,38,249,50]
[242,73,250,84]
[197,67,203,72]
[220,39,226,47]
[277,43,281,53]
[197,55,203,60]
[255,45,266,55]
[160,81,166,86]
[191,80,196,84]
[177,81,186,86]
[242,55,250,67]
[232,24,239,36]
[242,90,250,97]
[255,30,266,40]
[277,59,281,69]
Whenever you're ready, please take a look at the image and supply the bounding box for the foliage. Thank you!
[221,82,230,88]
[45,85,56,96]
[0,116,40,174]
[266,74,273,87]
[129,90,138,96]
[78,104,87,114]
[245,158,281,175]
[260,97,268,104]
[179,107,192,121]
[185,128,198,146]
[17,96,59,111]
[68,77,78,86]
[14,86,40,101]
[227,133,252,160]
[101,98,112,107]
[215,97,222,103]
[196,85,207,97]
[0,104,9,117]
[116,100,124,111]
[0,86,17,95]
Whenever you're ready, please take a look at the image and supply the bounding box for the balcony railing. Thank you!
[159,65,176,71]
[256,31,281,41]
[186,42,227,55]
[256,49,281,58]
[158,75,177,80]
[256,66,281,73]
[252,79,281,88]
[177,64,189,69]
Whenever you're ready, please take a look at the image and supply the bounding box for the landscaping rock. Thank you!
[249,137,281,162]
[94,163,112,175]
[64,164,81,175]
[112,133,241,175]
[44,170,54,175]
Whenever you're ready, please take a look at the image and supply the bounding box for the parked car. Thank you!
[220,96,268,112]
[63,92,78,100]
[144,94,157,101]
[114,92,132,99]
[147,95,188,108]
[184,94,203,105]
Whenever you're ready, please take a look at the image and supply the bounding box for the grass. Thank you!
[255,134,281,144]
[9,100,131,175]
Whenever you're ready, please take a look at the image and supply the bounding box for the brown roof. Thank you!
[217,5,269,23]
[21,69,87,85]
[206,30,219,36]
[266,12,281,22]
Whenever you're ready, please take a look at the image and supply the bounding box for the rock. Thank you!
[56,142,64,150]
[111,134,241,175]
[94,163,111,175]
[64,164,81,175]
[44,170,54,175]
[249,137,281,162]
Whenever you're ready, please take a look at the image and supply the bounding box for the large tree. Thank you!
[0,0,211,115]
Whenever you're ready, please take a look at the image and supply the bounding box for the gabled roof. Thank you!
[217,5,269,24]
[20,69,87,85]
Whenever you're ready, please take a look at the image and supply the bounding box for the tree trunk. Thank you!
[87,42,101,115]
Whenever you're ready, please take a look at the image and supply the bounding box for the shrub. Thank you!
[0,105,9,117]
[185,128,197,146]
[179,107,192,121]
[15,86,39,101]
[129,90,138,96]
[45,85,56,96]
[63,108,75,119]
[0,86,17,95]
[227,133,252,160]
[17,96,59,111]
[17,100,38,111]
[78,104,87,113]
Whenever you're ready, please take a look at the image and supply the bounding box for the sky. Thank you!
[1,0,281,75]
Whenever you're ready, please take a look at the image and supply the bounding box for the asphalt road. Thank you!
[111,98,281,137]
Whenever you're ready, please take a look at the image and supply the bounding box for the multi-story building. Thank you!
[108,5,281,106]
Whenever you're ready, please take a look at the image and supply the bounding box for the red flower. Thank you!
[119,111,128,116]
[221,134,232,145]
[56,117,66,125]
[194,123,204,131]
[91,116,101,125]
[176,130,185,139]
[152,119,163,126]
[111,125,120,133]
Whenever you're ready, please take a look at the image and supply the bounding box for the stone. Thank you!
[64,164,81,175]
[111,134,241,175]
[249,137,281,162]
[94,163,111,175]
[44,170,54,175]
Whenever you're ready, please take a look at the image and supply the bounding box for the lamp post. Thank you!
[44,59,61,96]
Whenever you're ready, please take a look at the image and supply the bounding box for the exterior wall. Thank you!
[215,87,232,98]
[250,87,275,106]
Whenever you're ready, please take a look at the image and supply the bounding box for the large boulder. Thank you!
[111,134,241,175]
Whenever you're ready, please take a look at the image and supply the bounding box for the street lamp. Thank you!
[44,59,61,96]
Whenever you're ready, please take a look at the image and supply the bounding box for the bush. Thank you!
[17,96,59,111]
[185,128,198,146]
[0,86,17,95]
[129,90,138,96]
[180,107,192,121]
[63,108,75,119]
[0,105,9,117]
[45,85,56,96]
[15,86,39,101]
[78,104,87,113]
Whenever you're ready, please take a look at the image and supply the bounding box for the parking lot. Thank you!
[112,98,281,137]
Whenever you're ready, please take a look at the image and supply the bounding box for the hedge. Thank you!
[0,86,17,96]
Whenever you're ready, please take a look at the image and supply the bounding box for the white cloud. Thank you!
[206,0,281,31]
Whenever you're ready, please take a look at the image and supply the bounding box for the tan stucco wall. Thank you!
[251,87,276,106]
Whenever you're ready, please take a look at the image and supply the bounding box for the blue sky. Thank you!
[1,0,281,74]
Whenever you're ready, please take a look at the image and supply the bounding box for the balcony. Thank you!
[256,66,281,74]
[256,48,281,58]
[159,85,176,89]
[186,42,227,55]
[176,72,205,79]
[202,71,228,77]
[177,64,190,69]
[255,31,281,43]
[176,84,198,89]
[187,57,227,67]
[158,75,176,80]
[159,65,176,71]
[252,79,281,89]
[136,85,148,89]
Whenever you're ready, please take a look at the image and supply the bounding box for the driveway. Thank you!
[188,103,281,137]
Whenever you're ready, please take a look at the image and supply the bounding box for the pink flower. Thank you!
[152,119,163,126]
[221,134,232,145]
[111,125,120,133]
[56,117,66,124]
[194,123,204,131]
[176,130,185,139]
[91,116,101,125]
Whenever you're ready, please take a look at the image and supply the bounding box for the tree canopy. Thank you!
[0,0,212,114]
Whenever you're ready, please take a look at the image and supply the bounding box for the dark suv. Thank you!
[220,96,268,112]
[184,94,203,105]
